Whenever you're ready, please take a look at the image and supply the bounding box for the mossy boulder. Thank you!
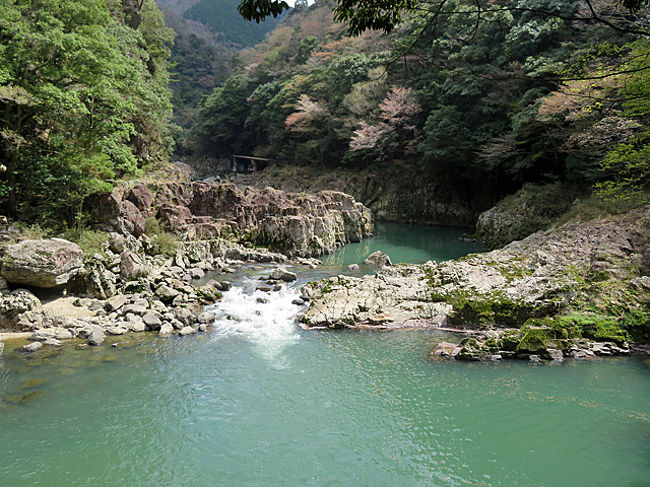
[516,328,550,355]
[499,330,522,351]
[451,301,495,329]
[457,337,486,361]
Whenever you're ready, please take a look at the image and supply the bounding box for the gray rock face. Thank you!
[21,341,43,353]
[1,239,84,288]
[0,289,42,329]
[120,251,148,280]
[269,267,297,282]
[0,342,4,357]
[88,326,105,346]
[188,183,373,257]
[364,251,392,267]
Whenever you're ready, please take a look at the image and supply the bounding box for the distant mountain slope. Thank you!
[183,0,282,47]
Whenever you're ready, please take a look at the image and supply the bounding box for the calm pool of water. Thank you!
[1,225,648,487]
[321,222,483,267]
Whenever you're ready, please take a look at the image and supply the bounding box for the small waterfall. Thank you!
[205,283,305,345]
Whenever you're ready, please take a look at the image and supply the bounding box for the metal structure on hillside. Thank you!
[232,154,270,173]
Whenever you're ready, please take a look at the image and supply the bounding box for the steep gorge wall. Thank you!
[228,165,496,227]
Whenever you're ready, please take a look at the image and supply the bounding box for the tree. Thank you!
[0,0,173,222]
[350,86,421,160]
[238,0,649,36]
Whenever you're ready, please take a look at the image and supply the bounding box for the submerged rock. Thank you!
[21,342,42,353]
[1,239,83,288]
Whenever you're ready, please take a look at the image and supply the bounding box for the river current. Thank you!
[1,223,649,486]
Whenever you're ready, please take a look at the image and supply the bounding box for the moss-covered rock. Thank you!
[516,328,550,354]
[499,330,522,351]
[620,309,650,343]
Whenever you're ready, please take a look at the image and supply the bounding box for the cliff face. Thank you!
[84,182,372,257]
[228,165,495,227]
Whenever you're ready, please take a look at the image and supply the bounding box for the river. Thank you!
[1,223,649,486]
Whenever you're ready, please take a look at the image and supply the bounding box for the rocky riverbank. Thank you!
[301,205,650,362]
[0,181,370,351]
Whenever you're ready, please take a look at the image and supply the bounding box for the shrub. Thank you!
[144,216,178,257]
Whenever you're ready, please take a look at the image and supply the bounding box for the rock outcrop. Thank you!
[84,182,372,257]
[302,206,650,350]
[364,251,392,267]
[475,183,582,249]
[229,165,493,226]
[0,289,42,328]
[1,239,84,287]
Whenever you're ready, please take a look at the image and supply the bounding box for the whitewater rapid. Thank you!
[203,273,309,366]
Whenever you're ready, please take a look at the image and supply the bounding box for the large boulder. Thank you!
[125,184,154,212]
[0,289,42,328]
[1,239,84,287]
[120,200,146,237]
[83,190,145,237]
[364,251,392,267]
[120,251,148,280]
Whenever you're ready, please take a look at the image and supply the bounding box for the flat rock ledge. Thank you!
[301,205,650,361]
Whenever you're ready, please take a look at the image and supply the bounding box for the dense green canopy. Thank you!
[0,0,173,223]
[188,0,649,203]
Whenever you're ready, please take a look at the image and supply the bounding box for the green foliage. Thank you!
[63,228,108,257]
[620,309,650,343]
[144,216,178,257]
[0,0,173,225]
[169,33,229,127]
[187,0,283,46]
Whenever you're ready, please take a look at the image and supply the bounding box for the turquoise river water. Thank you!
[1,223,649,486]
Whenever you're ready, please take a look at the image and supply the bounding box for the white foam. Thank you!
[205,284,304,352]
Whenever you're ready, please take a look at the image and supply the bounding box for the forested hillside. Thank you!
[184,0,283,47]
[154,0,283,127]
[0,0,173,223]
[1,0,647,228]
[189,0,649,208]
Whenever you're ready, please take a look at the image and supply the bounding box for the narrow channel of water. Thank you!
[1,225,648,486]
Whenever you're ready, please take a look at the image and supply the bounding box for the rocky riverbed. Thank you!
[0,181,371,351]
[302,205,650,362]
